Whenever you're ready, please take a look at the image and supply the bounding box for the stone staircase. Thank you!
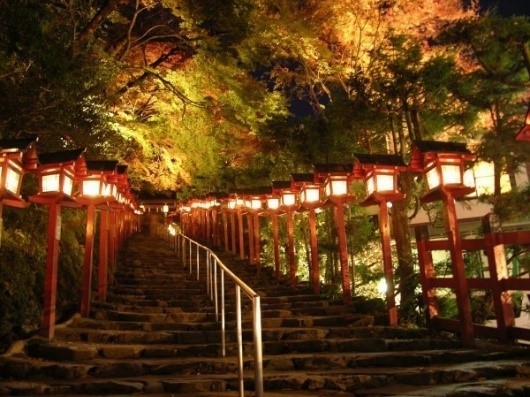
[1,232,530,396]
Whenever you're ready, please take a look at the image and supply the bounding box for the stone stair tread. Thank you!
[354,378,530,396]
[4,232,530,396]
[2,364,529,396]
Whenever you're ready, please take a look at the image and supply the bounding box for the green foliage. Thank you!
[0,205,84,352]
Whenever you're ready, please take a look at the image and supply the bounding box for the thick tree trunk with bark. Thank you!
[391,172,419,324]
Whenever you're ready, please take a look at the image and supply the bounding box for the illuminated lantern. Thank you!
[29,148,86,340]
[409,140,476,346]
[353,153,407,326]
[75,159,119,317]
[292,173,322,294]
[313,163,355,304]
[0,137,38,248]
[409,140,475,203]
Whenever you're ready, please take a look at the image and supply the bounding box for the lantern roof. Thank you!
[409,140,474,173]
[313,163,353,175]
[272,180,292,192]
[38,148,86,166]
[291,173,315,183]
[353,153,407,178]
[0,136,38,153]
[86,160,119,172]
[353,153,407,167]
[411,140,472,154]
[515,105,530,142]
[232,186,271,197]
[290,173,320,195]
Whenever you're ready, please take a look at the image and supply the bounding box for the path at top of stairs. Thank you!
[1,231,530,396]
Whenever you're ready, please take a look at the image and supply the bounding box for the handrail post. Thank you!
[236,285,244,397]
[196,247,200,281]
[206,252,211,295]
[176,232,262,396]
[253,296,264,397]
[214,257,219,321]
[221,268,226,357]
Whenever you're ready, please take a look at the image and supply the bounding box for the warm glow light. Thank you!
[228,199,236,210]
[105,183,116,198]
[162,204,169,213]
[377,278,388,294]
[441,164,461,185]
[42,173,60,192]
[168,224,176,236]
[251,198,262,210]
[62,175,74,196]
[325,177,348,197]
[5,166,21,195]
[267,197,280,210]
[281,191,296,206]
[366,176,375,196]
[301,186,320,203]
[82,179,102,197]
[376,174,394,192]
[426,166,440,190]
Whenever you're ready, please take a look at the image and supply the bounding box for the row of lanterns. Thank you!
[0,137,139,210]
[177,140,476,327]
[0,136,141,340]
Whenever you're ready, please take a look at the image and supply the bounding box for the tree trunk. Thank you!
[392,172,418,324]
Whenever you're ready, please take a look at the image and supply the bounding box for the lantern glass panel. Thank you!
[62,175,74,196]
[42,173,60,193]
[251,198,262,210]
[267,197,280,210]
[281,192,296,206]
[236,197,244,207]
[5,165,21,195]
[82,179,102,197]
[426,166,440,190]
[228,199,236,210]
[376,174,394,192]
[463,169,476,188]
[366,176,375,196]
[327,178,348,197]
[441,164,461,185]
[302,187,320,203]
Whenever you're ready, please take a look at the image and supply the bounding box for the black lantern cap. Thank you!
[353,153,407,167]
[0,136,38,152]
[86,160,119,172]
[411,140,471,154]
[39,148,86,165]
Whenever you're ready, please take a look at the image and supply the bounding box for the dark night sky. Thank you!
[479,0,530,16]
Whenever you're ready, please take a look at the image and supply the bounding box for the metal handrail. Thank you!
[175,232,263,397]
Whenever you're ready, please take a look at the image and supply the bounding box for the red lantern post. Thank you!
[410,140,476,345]
[354,153,407,326]
[293,173,322,294]
[265,193,281,279]
[0,137,38,248]
[314,164,355,304]
[75,159,118,316]
[273,181,297,287]
[29,148,86,340]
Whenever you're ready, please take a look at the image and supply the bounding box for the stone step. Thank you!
[21,335,465,362]
[51,323,428,346]
[1,356,529,395]
[3,231,530,396]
